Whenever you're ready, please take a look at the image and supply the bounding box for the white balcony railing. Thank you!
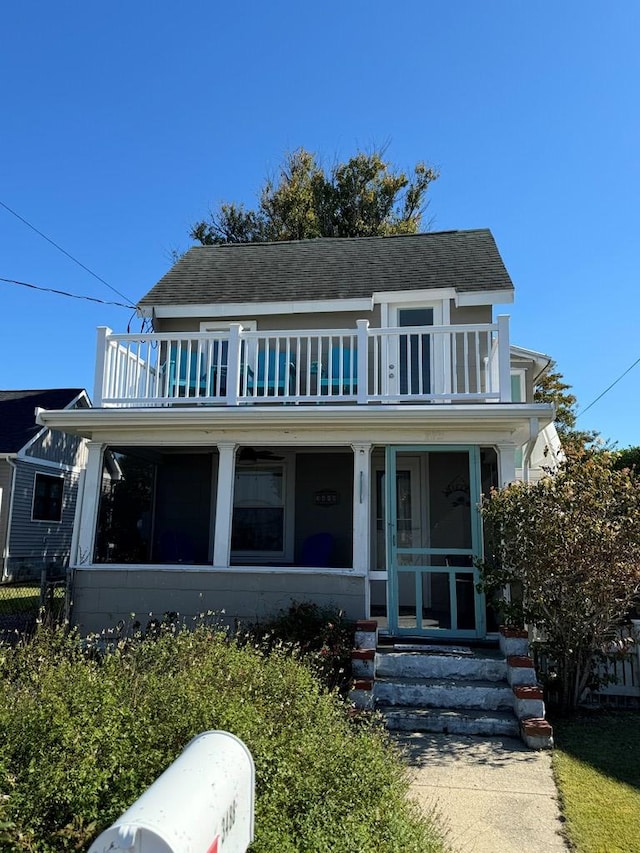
[94,317,512,407]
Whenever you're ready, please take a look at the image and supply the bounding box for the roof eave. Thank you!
[137,287,514,319]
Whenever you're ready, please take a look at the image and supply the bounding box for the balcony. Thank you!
[94,317,512,407]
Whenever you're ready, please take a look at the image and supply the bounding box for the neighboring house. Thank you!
[510,345,563,481]
[0,389,90,581]
[37,230,556,638]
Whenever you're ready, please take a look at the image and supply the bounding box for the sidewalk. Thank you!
[393,732,568,853]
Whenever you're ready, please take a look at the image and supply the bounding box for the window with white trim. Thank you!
[199,320,257,332]
[510,369,526,403]
[231,464,287,559]
[32,473,64,522]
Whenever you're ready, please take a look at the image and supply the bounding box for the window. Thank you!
[32,473,64,522]
[231,465,285,558]
[510,370,526,403]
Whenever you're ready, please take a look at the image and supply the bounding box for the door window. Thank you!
[398,308,433,394]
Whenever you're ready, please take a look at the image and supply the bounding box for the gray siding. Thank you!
[5,460,80,579]
[71,568,367,634]
[511,356,538,403]
[155,307,382,334]
[0,460,13,563]
[25,427,88,467]
[449,304,492,324]
[155,304,494,334]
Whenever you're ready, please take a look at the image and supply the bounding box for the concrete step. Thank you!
[375,648,507,682]
[381,706,520,737]
[375,676,514,711]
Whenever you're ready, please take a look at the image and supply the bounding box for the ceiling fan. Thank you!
[237,447,284,463]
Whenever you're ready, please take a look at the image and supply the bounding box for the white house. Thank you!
[37,230,555,638]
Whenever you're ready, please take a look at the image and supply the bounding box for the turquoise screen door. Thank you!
[385,446,485,638]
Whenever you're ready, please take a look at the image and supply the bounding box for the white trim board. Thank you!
[138,289,513,319]
[142,298,374,318]
[73,563,367,577]
[14,454,85,474]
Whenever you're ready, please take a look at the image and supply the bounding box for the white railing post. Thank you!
[356,320,369,404]
[226,324,243,405]
[93,326,111,407]
[497,315,512,402]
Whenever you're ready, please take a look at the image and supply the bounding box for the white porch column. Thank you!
[351,442,372,580]
[75,441,105,565]
[497,443,517,487]
[213,442,237,567]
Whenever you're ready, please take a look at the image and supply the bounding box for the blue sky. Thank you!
[1,1,638,446]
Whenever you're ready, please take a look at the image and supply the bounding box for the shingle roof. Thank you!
[0,389,84,453]
[138,229,514,308]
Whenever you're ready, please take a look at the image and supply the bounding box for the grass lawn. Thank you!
[0,585,39,615]
[552,710,640,853]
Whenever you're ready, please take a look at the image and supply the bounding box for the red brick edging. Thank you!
[507,655,535,668]
[499,626,528,639]
[351,649,375,661]
[355,620,378,632]
[352,679,373,691]
[521,718,553,737]
[513,684,544,700]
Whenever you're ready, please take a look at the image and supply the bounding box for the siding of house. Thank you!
[449,304,492,324]
[5,460,80,579]
[71,567,367,633]
[511,356,538,404]
[154,308,382,334]
[24,426,88,468]
[0,459,14,564]
[155,304,493,334]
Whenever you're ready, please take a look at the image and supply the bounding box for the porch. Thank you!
[94,317,512,407]
[71,441,511,637]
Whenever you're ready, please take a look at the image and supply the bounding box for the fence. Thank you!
[0,571,69,640]
[534,620,640,708]
[586,620,640,707]
[3,555,67,583]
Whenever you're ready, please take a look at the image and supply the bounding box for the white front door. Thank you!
[384,302,445,399]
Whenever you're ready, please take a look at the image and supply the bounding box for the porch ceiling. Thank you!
[36,403,554,448]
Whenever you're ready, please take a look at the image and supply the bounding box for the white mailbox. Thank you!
[88,730,254,853]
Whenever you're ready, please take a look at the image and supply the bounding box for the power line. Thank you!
[0,199,135,305]
[577,355,640,418]
[0,276,135,309]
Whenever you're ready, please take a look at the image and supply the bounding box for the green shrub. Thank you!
[0,626,445,853]
[242,600,355,695]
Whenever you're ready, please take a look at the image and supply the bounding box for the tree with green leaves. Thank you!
[613,446,640,474]
[479,444,640,711]
[190,147,439,245]
[534,359,598,451]
[533,359,577,434]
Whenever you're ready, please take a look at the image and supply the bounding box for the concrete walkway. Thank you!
[393,732,568,853]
